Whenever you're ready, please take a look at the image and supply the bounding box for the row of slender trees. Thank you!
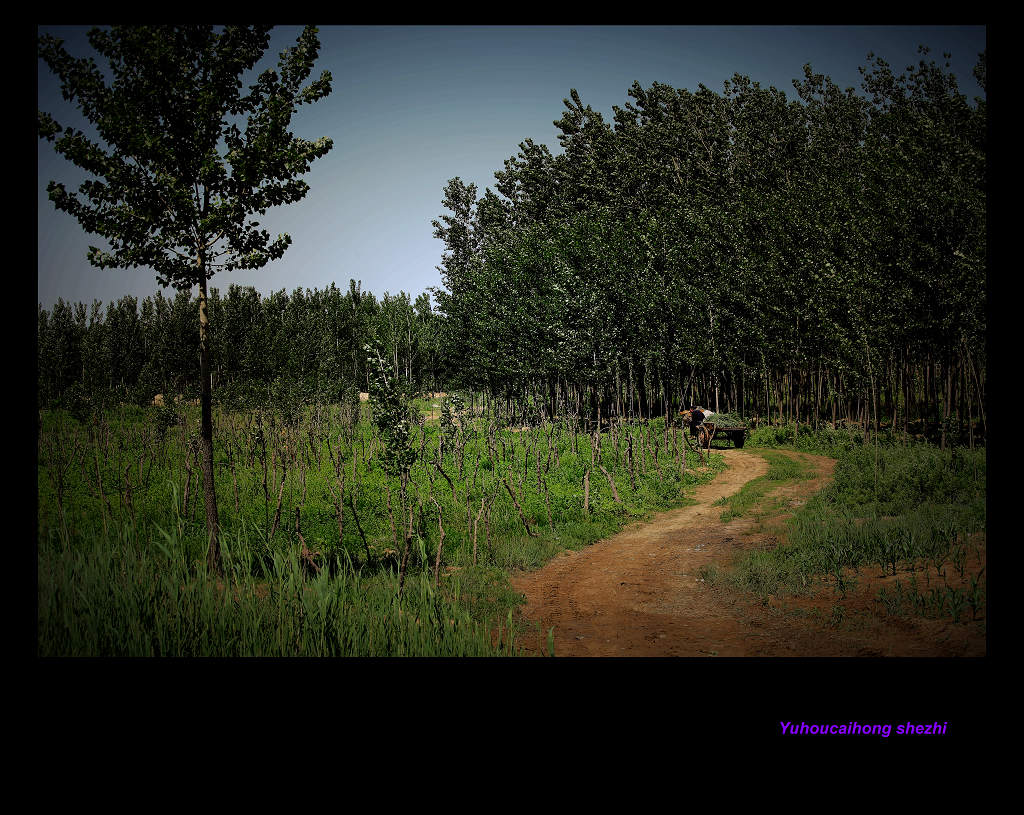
[37,280,445,410]
[431,47,986,447]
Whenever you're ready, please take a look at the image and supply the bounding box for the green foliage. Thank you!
[430,46,986,441]
[713,449,811,521]
[152,403,182,438]
[707,412,744,427]
[875,572,985,624]
[439,392,469,453]
[37,530,513,657]
[748,423,871,455]
[59,381,94,424]
[39,25,338,571]
[365,343,419,479]
[38,25,333,285]
[36,281,446,414]
[826,444,985,521]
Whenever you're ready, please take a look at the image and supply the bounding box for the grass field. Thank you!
[37,396,725,656]
[37,399,986,654]
[701,426,986,629]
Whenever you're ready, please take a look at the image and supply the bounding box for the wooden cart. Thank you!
[704,422,747,448]
[677,410,748,451]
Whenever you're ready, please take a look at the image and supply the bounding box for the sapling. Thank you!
[945,586,965,623]
[383,480,399,550]
[542,476,555,534]
[348,494,371,564]
[365,342,420,595]
[952,543,967,580]
[502,475,538,537]
[472,495,486,566]
[38,27,334,575]
[967,568,985,621]
[227,447,241,516]
[598,464,621,503]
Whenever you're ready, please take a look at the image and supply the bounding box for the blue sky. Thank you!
[37,25,986,312]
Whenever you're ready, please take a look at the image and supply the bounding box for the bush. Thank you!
[828,444,986,520]
[59,382,93,423]
[152,403,182,438]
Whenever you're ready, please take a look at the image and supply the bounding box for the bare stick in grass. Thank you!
[384,479,399,551]
[542,476,555,533]
[268,462,287,541]
[225,447,241,516]
[298,434,307,510]
[502,476,538,537]
[123,464,136,528]
[483,493,493,558]
[435,460,456,501]
[627,430,637,491]
[398,489,415,598]
[472,494,487,566]
[330,443,346,553]
[523,429,532,488]
[431,495,445,587]
[348,493,372,565]
[296,506,320,577]
[92,428,109,538]
[182,455,194,521]
[308,428,320,467]
[598,464,621,503]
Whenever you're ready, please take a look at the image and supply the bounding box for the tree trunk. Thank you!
[197,272,223,576]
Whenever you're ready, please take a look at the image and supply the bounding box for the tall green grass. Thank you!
[704,440,986,612]
[37,400,725,655]
[37,518,517,657]
[37,403,720,566]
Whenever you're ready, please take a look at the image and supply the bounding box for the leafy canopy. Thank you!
[38,25,334,289]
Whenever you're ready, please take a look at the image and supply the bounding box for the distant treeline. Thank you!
[37,279,444,410]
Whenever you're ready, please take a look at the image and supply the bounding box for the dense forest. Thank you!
[38,46,986,448]
[431,47,986,447]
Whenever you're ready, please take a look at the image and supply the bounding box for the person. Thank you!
[686,405,714,428]
[682,406,715,448]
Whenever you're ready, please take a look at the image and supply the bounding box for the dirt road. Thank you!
[510,448,985,657]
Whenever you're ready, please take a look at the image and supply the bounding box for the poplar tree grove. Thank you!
[431,47,986,446]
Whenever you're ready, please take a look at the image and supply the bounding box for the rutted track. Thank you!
[510,447,985,657]
[510,448,779,656]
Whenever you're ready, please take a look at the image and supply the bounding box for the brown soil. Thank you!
[510,448,986,657]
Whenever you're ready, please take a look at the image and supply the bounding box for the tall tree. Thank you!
[38,25,334,574]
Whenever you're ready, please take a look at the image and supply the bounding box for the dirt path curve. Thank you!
[510,448,835,657]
